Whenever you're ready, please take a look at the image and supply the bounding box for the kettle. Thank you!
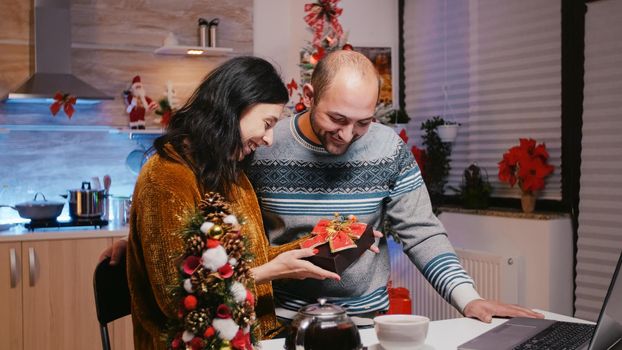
[284,298,362,350]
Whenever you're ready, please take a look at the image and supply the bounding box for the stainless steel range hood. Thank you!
[4,0,112,103]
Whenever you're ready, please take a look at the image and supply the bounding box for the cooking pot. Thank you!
[0,192,65,220]
[284,298,362,350]
[66,181,106,219]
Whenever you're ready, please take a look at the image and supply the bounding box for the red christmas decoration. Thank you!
[295,102,306,113]
[184,295,198,310]
[304,0,344,46]
[342,42,353,50]
[287,79,298,97]
[203,326,216,338]
[300,214,367,253]
[49,91,77,119]
[217,263,234,279]
[498,138,554,194]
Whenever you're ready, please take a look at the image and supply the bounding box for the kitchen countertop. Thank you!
[0,223,129,242]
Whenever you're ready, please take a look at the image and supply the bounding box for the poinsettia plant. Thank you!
[498,138,555,194]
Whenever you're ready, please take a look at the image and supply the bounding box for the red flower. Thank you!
[218,263,234,278]
[216,304,232,319]
[231,329,252,350]
[182,256,201,275]
[498,138,554,193]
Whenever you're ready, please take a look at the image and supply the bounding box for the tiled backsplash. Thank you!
[0,123,151,223]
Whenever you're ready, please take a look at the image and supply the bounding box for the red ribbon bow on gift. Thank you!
[287,79,299,97]
[49,91,77,119]
[300,213,367,253]
[304,0,344,46]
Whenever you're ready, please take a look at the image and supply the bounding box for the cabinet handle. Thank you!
[28,247,36,287]
[9,248,17,288]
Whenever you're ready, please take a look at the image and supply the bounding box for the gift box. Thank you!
[300,215,375,275]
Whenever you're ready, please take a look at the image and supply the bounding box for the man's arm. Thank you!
[386,142,542,322]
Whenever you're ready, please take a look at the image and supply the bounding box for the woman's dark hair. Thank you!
[153,56,288,197]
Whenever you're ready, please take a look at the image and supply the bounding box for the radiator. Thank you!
[388,239,521,320]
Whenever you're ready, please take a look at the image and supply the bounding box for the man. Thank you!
[103,51,542,323]
[247,50,541,323]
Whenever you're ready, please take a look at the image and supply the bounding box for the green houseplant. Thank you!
[450,163,492,209]
[421,116,453,208]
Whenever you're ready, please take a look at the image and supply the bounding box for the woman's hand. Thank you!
[99,238,128,265]
[251,248,341,284]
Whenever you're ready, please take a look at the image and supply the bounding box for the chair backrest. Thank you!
[93,256,131,325]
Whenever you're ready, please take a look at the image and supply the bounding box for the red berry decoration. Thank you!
[184,295,198,310]
[295,102,306,113]
[204,326,216,338]
[342,43,353,50]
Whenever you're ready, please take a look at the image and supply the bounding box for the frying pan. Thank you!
[0,192,65,220]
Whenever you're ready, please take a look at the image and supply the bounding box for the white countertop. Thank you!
[0,223,129,242]
[260,310,593,350]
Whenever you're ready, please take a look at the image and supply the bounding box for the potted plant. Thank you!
[450,163,492,209]
[375,104,411,133]
[421,116,453,208]
[498,138,555,213]
[437,120,460,143]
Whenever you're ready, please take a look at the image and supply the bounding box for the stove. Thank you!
[25,218,108,231]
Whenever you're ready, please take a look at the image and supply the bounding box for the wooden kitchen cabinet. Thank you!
[1,236,132,350]
[0,242,23,350]
[21,238,110,350]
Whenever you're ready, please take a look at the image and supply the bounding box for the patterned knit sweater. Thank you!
[248,114,481,316]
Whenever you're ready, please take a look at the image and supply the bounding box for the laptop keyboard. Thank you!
[513,321,595,350]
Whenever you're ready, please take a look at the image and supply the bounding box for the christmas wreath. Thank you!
[165,192,257,350]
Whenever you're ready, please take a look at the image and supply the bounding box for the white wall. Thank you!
[253,0,399,105]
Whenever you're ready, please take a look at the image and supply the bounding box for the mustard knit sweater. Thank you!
[127,147,300,349]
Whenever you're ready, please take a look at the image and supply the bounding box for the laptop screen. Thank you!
[588,251,622,350]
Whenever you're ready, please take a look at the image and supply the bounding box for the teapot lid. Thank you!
[300,298,346,317]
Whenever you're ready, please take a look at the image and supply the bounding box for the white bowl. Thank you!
[373,314,430,350]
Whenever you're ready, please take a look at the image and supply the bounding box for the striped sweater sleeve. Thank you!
[386,141,482,313]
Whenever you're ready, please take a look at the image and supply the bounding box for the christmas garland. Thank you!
[166,192,257,350]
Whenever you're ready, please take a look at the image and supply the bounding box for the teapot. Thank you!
[284,298,362,350]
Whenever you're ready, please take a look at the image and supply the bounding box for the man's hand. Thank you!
[98,239,128,266]
[463,299,545,323]
[369,230,383,253]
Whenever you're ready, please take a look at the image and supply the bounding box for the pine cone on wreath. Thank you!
[191,267,221,295]
[186,234,205,256]
[199,192,232,218]
[233,303,255,329]
[185,309,210,335]
[222,232,244,260]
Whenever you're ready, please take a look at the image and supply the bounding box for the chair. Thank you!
[93,256,131,350]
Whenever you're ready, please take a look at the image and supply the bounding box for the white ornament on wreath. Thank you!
[201,245,228,271]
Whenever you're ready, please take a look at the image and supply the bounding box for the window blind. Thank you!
[403,0,562,200]
[575,0,622,322]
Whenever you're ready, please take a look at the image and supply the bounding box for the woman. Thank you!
[126,56,340,349]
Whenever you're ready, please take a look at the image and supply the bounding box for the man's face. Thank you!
[307,70,378,155]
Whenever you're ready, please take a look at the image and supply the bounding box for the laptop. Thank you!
[458,251,622,350]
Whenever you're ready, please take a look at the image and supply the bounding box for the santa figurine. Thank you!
[125,75,157,129]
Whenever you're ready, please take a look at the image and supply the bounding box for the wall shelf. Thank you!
[154,45,233,56]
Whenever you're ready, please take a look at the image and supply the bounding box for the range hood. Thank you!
[4,0,112,103]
